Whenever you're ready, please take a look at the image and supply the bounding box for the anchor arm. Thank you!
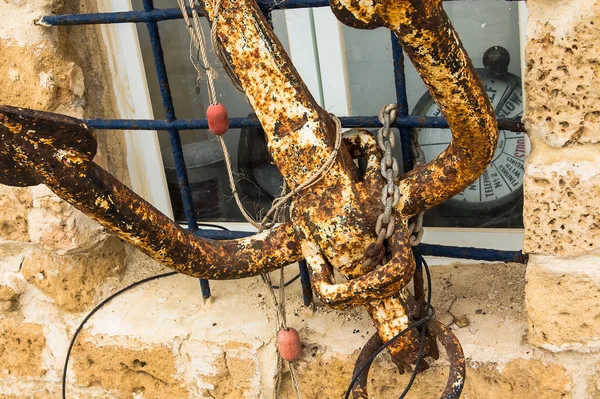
[0,106,302,279]
[200,0,359,192]
[329,0,498,217]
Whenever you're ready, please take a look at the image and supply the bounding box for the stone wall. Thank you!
[523,0,600,363]
[0,0,599,398]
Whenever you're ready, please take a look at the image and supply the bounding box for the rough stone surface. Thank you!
[72,333,189,398]
[526,255,600,351]
[0,40,86,115]
[200,342,264,399]
[72,263,534,398]
[0,319,46,378]
[22,237,126,312]
[523,157,600,257]
[277,356,571,399]
[0,285,19,313]
[587,362,600,398]
[525,0,600,146]
[27,185,110,254]
[0,186,32,243]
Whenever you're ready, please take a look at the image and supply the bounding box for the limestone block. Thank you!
[587,362,600,398]
[0,319,46,377]
[72,333,188,399]
[0,41,87,112]
[22,237,126,312]
[526,255,600,351]
[525,0,600,146]
[188,341,264,399]
[276,353,571,399]
[28,185,107,253]
[0,185,32,243]
[523,158,600,257]
[0,286,17,302]
[0,285,19,312]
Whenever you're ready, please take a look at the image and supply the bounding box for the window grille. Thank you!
[40,0,526,300]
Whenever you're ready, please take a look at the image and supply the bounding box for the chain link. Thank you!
[375,104,401,244]
[363,104,426,268]
[408,123,426,246]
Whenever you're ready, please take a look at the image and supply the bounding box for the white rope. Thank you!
[177,3,309,397]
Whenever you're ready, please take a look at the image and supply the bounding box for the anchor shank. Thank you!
[200,0,358,191]
[394,3,498,216]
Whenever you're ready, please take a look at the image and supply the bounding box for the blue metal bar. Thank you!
[298,259,313,306]
[40,1,524,26]
[418,244,527,263]
[39,1,332,26]
[82,116,524,132]
[39,8,197,25]
[142,0,210,299]
[391,33,414,173]
[192,229,527,263]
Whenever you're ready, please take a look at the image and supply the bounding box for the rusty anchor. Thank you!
[0,0,497,397]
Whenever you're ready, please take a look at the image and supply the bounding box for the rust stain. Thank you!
[0,113,23,134]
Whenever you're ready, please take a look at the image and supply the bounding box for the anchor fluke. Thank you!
[0,105,96,187]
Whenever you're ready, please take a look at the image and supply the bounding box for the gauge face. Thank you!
[416,75,525,207]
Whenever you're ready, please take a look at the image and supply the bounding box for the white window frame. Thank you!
[99,1,528,263]
[98,0,174,219]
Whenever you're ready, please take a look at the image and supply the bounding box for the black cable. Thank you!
[196,222,230,231]
[261,272,301,289]
[63,221,232,397]
[62,271,178,399]
[344,253,433,399]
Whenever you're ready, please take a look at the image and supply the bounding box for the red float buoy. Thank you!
[277,327,302,361]
[207,103,229,136]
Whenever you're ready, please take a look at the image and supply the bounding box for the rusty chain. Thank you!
[409,120,426,246]
[375,104,401,245]
[364,104,425,268]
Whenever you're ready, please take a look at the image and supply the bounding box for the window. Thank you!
[44,1,528,264]
[130,1,528,232]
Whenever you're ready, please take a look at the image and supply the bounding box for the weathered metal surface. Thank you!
[428,320,467,399]
[0,0,496,397]
[330,0,498,218]
[350,332,383,399]
[0,106,303,279]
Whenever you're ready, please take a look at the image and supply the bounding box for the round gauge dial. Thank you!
[413,46,526,209]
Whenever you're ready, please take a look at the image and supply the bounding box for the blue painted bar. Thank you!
[83,115,524,132]
[39,8,196,25]
[418,244,528,263]
[40,0,523,26]
[192,229,527,263]
[391,32,414,173]
[298,259,313,307]
[142,0,210,298]
[39,1,331,26]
